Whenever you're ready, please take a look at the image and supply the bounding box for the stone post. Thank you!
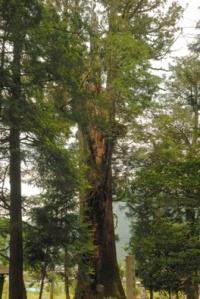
[126,255,136,299]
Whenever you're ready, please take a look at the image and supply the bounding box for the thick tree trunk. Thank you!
[75,192,125,299]
[74,1,126,297]
[75,129,126,299]
[0,275,4,299]
[96,186,125,298]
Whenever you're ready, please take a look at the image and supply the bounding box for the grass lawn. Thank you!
[3,290,70,299]
[26,292,68,299]
[2,280,72,299]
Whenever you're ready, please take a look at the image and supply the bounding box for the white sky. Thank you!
[162,0,199,64]
[175,0,199,55]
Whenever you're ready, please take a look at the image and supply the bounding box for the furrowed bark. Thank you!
[75,126,125,299]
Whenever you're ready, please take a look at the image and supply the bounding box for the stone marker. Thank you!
[126,255,136,299]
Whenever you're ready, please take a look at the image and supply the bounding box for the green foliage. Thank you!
[24,202,77,272]
[127,54,200,295]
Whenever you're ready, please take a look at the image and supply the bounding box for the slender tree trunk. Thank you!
[64,273,71,299]
[38,264,47,299]
[9,126,24,299]
[9,32,24,299]
[64,249,71,299]
[0,275,4,299]
[185,89,199,299]
[191,84,199,149]
[185,278,199,299]
[50,280,54,299]
[150,289,154,299]
[75,128,126,299]
[185,285,199,299]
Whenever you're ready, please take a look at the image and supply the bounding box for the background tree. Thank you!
[0,1,43,297]
[0,0,85,298]
[127,53,200,299]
